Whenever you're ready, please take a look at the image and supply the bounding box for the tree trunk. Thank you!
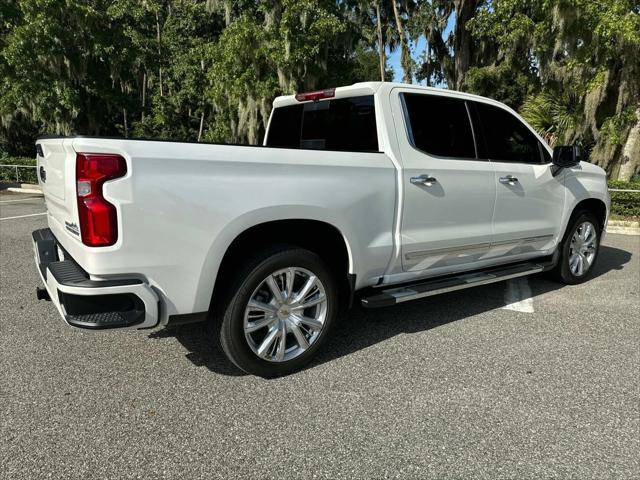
[391,0,411,84]
[453,0,478,90]
[141,72,146,121]
[422,22,454,86]
[156,10,163,97]
[197,58,206,142]
[224,1,231,26]
[618,108,640,181]
[123,108,128,138]
[375,2,385,81]
[198,111,205,142]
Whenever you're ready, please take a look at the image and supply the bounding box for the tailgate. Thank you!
[36,138,81,242]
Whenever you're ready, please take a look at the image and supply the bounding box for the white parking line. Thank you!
[503,277,534,313]
[0,212,47,221]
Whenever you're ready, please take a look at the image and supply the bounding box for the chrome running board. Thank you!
[361,262,546,308]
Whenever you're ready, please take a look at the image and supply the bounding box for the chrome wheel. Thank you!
[569,221,597,276]
[243,267,327,363]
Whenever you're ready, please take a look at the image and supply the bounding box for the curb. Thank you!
[607,220,640,236]
[1,183,43,195]
[607,227,640,236]
[6,187,43,195]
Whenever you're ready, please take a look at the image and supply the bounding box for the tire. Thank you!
[216,245,338,378]
[551,211,601,284]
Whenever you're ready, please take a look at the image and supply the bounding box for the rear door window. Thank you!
[266,96,378,152]
[401,93,477,159]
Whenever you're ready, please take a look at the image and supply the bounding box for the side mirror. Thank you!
[552,145,582,168]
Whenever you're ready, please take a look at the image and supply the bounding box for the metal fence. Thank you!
[0,164,38,183]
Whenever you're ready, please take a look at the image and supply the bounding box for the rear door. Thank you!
[471,101,564,259]
[392,89,496,273]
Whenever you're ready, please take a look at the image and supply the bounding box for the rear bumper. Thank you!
[32,228,159,330]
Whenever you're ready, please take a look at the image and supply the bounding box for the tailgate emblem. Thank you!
[39,166,46,183]
[65,221,80,236]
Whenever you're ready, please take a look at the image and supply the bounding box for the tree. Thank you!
[410,0,485,89]
[391,0,416,83]
[1,0,636,178]
[469,0,639,179]
[375,1,386,80]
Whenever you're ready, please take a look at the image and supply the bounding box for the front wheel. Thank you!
[217,246,338,377]
[552,211,601,284]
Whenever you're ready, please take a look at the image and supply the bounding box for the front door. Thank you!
[471,101,565,259]
[392,89,496,273]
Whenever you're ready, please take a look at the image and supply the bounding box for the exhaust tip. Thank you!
[36,287,51,301]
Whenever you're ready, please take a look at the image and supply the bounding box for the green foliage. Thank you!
[0,0,379,149]
[0,0,638,180]
[610,196,640,218]
[520,90,582,146]
[463,64,537,110]
[608,179,640,218]
[0,153,37,183]
[469,0,538,53]
[600,109,638,146]
[1,0,133,136]
[609,180,640,190]
[464,0,640,179]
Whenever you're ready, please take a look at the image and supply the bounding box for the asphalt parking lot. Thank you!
[1,190,638,479]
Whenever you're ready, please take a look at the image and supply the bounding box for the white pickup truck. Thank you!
[33,82,610,377]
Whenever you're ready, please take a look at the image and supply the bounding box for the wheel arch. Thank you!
[197,215,356,314]
[571,198,608,231]
[557,197,609,246]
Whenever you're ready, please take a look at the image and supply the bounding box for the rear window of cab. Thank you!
[266,96,378,152]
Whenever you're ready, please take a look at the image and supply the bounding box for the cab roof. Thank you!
[272,82,500,109]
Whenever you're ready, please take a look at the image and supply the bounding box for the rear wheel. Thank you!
[217,246,338,377]
[552,211,601,284]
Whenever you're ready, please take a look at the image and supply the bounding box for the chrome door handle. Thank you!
[410,175,438,187]
[499,175,518,184]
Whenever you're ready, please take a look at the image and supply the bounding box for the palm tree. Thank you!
[391,0,415,84]
[375,1,386,81]
[520,90,581,147]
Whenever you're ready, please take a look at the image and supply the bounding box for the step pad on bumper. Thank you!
[32,228,158,330]
[48,259,142,288]
[66,311,144,329]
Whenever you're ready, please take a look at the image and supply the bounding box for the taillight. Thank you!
[75,153,127,247]
[294,88,336,102]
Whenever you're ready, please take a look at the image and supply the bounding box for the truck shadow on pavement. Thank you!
[152,244,632,377]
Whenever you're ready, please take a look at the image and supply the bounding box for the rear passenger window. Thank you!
[401,93,476,159]
[474,102,544,164]
[266,95,378,152]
